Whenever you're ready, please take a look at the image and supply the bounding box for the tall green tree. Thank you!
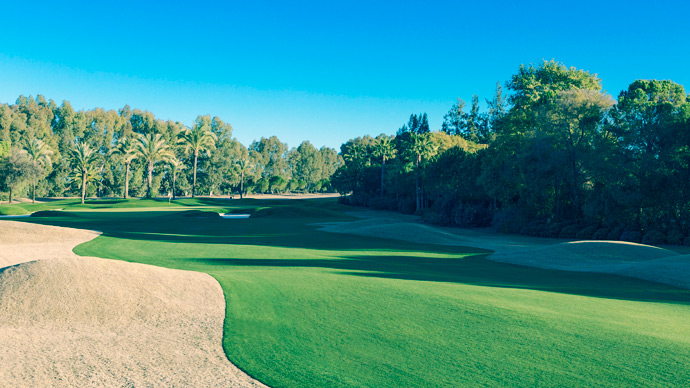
[111,136,138,198]
[137,133,173,198]
[178,116,217,198]
[68,142,100,204]
[410,133,438,212]
[371,135,396,196]
[20,138,53,203]
[167,155,185,200]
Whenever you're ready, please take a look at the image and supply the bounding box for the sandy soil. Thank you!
[317,210,690,289]
[0,220,267,387]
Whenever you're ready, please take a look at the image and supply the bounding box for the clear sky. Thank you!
[1,0,688,149]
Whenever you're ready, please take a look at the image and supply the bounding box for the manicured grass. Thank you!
[13,198,690,387]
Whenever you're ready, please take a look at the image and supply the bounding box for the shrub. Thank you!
[368,197,397,211]
[520,221,545,237]
[493,208,526,234]
[667,230,685,246]
[620,230,642,243]
[397,198,416,214]
[683,236,690,247]
[607,227,624,241]
[642,230,666,245]
[575,225,599,240]
[592,228,610,240]
[540,222,563,238]
[423,211,450,226]
[452,203,493,227]
[558,224,580,239]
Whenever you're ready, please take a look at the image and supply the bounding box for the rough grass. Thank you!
[13,198,690,387]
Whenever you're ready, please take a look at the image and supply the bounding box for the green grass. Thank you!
[10,198,690,387]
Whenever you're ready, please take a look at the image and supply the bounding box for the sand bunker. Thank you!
[318,212,690,289]
[0,221,266,387]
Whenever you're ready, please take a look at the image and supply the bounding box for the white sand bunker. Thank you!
[318,214,690,289]
[0,221,266,388]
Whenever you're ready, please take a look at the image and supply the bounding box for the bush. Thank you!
[641,230,666,245]
[558,224,580,239]
[397,197,416,214]
[368,197,397,211]
[592,228,610,240]
[452,202,493,227]
[422,211,450,226]
[539,222,563,238]
[575,225,599,240]
[493,208,526,234]
[667,230,685,246]
[683,236,690,247]
[620,230,642,243]
[607,227,624,241]
[520,221,545,237]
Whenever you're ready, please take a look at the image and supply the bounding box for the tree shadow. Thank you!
[193,254,690,305]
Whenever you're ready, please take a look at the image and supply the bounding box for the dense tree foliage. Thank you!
[335,60,690,245]
[0,98,342,201]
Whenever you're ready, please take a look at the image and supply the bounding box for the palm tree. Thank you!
[168,155,185,200]
[69,142,100,204]
[235,157,253,199]
[21,138,53,203]
[410,133,437,212]
[111,136,138,199]
[343,143,366,194]
[178,124,216,198]
[137,133,173,198]
[371,136,396,197]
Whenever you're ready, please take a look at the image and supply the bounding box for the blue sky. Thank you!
[1,1,689,149]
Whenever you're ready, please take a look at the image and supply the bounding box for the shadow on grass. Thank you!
[16,206,690,305]
[193,255,690,305]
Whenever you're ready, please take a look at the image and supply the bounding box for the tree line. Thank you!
[0,98,342,203]
[333,60,690,246]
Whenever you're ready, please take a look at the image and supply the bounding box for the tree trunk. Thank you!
[81,170,86,204]
[124,162,130,199]
[192,151,198,198]
[32,179,36,204]
[172,172,177,200]
[8,186,12,204]
[415,155,421,213]
[147,162,153,198]
[239,171,244,199]
[380,157,385,197]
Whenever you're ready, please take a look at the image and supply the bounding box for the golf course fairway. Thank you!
[6,197,690,387]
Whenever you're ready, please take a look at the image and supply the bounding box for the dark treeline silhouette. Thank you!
[0,100,342,203]
[333,60,690,246]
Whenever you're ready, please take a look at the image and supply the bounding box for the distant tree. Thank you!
[137,133,173,198]
[20,138,53,203]
[178,116,217,198]
[235,157,253,199]
[69,142,100,204]
[398,113,430,135]
[168,155,185,199]
[410,133,438,212]
[111,136,138,199]
[0,151,32,203]
[441,99,465,136]
[371,135,396,196]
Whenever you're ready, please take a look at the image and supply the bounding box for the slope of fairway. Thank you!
[318,215,690,289]
[17,199,689,387]
[0,221,266,388]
